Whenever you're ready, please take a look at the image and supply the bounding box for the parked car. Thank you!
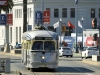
[81,47,99,59]
[59,47,73,57]
[15,43,22,49]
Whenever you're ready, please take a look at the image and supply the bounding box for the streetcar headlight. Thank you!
[42,56,45,59]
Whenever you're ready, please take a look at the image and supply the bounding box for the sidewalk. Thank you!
[82,59,100,66]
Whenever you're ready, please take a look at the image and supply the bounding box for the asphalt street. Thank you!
[0,52,100,75]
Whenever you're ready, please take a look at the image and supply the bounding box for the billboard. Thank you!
[0,14,7,25]
[0,0,7,5]
[35,11,42,24]
[43,10,50,24]
[7,14,13,25]
[63,36,75,49]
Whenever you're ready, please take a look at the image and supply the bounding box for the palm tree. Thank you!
[0,0,14,13]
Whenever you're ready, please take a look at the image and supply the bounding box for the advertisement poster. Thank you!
[63,36,75,49]
[84,37,95,47]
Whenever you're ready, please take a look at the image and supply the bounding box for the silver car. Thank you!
[81,47,99,59]
[59,47,73,57]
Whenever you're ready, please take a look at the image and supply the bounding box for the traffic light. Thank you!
[93,33,97,41]
[92,18,97,29]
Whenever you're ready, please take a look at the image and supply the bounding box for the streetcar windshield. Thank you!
[32,41,55,50]
[32,41,43,50]
[44,41,55,50]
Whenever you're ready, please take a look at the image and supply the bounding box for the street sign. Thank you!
[7,14,13,25]
[0,14,7,25]
[35,11,42,24]
[28,25,32,31]
[0,0,7,5]
[43,10,50,24]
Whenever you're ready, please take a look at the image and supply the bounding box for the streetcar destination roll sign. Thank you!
[35,37,53,40]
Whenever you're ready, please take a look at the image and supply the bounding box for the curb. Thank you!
[82,59,100,66]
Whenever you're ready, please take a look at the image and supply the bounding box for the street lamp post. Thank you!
[81,17,84,50]
[75,0,78,53]
[60,18,62,48]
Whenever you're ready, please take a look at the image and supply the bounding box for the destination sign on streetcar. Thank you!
[35,37,53,40]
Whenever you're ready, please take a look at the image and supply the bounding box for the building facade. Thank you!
[0,0,100,47]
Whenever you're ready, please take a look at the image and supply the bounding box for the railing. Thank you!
[0,58,10,73]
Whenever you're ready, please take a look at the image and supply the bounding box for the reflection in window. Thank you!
[32,41,43,50]
[91,8,95,18]
[44,41,55,50]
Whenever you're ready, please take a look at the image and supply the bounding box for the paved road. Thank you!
[0,53,100,75]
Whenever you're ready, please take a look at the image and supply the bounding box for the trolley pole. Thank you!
[75,0,78,53]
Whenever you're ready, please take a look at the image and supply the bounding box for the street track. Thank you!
[0,53,100,75]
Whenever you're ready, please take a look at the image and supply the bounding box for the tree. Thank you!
[0,0,14,13]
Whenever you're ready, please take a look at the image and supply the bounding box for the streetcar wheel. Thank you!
[51,68,55,72]
[70,55,73,57]
[85,54,87,59]
[27,68,30,70]
[30,68,33,72]
[66,56,68,57]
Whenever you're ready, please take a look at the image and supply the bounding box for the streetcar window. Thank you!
[44,41,55,50]
[32,41,43,50]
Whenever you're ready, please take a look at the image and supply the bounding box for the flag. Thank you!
[68,21,75,28]
[78,20,82,28]
[53,21,59,29]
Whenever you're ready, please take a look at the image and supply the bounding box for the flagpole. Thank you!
[60,18,62,47]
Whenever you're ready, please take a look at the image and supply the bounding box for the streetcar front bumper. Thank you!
[30,62,58,68]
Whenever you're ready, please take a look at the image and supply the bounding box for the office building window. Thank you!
[19,27,21,43]
[70,8,75,18]
[15,9,17,18]
[54,8,59,18]
[16,27,18,42]
[91,8,95,18]
[17,9,18,18]
[62,8,67,18]
[99,9,100,18]
[29,8,31,18]
[46,8,50,11]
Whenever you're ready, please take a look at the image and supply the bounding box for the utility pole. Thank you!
[41,0,44,26]
[4,9,10,53]
[23,0,27,32]
[75,0,78,53]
